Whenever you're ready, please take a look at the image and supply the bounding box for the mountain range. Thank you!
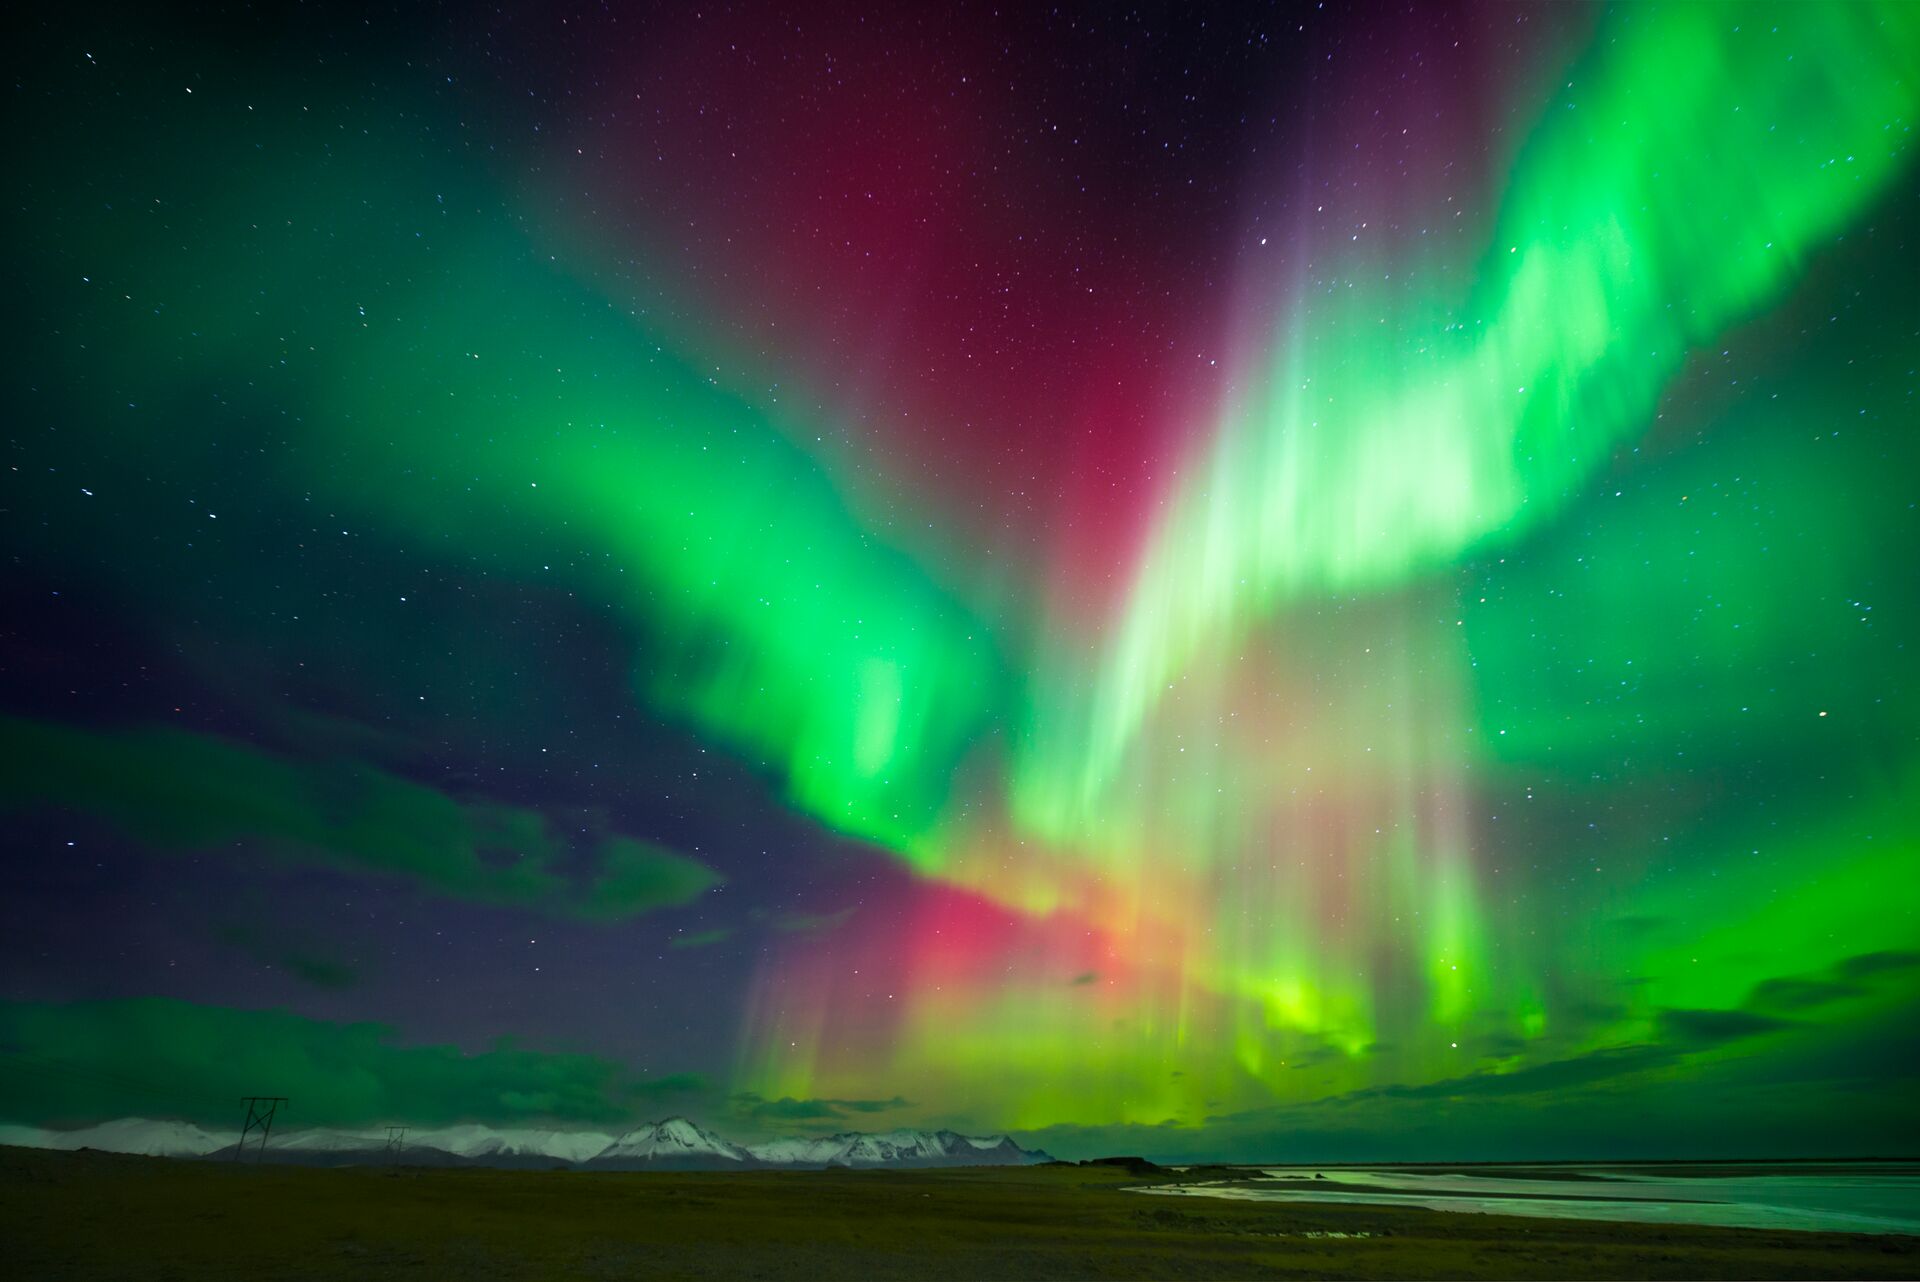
[0,1115,1055,1170]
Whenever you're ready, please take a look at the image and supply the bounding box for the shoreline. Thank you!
[6,1144,1916,1279]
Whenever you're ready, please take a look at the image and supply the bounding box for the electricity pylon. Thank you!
[234,1096,287,1162]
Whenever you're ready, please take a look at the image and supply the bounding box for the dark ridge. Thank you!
[1079,1156,1164,1175]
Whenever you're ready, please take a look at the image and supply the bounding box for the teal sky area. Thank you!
[2,1,1916,1161]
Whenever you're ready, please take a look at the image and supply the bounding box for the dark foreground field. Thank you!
[2,1145,1913,1280]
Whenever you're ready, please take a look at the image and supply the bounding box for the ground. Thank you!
[1,1146,1913,1280]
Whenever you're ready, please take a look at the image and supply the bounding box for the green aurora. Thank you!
[1,0,1917,1159]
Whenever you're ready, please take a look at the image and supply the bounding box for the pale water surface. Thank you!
[1134,1162,1920,1235]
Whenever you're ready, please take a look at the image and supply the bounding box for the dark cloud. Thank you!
[576,836,722,919]
[279,954,358,990]
[730,1092,909,1121]
[1225,1004,1798,1115]
[1286,1043,1345,1070]
[1836,950,1920,981]
[1562,1000,1629,1026]
[0,717,719,920]
[1745,977,1864,1012]
[0,998,700,1129]
[1656,1007,1792,1046]
[1467,1033,1529,1059]
[1313,1044,1676,1106]
[214,925,360,992]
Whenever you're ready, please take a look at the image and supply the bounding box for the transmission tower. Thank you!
[234,1096,288,1162]
[384,1126,407,1166]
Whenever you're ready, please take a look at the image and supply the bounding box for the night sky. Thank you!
[3,0,1917,1162]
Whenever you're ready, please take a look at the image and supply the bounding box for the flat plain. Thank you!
[2,1145,1914,1280]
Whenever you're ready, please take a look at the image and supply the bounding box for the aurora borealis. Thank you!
[2,0,1917,1161]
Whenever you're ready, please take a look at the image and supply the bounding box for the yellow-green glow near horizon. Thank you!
[4,0,1918,1157]
[743,0,1920,1137]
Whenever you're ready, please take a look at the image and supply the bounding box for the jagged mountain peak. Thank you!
[590,1115,752,1166]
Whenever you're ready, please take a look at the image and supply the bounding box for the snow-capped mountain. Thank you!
[263,1127,386,1154]
[407,1124,615,1166]
[0,1117,239,1158]
[203,1126,467,1166]
[584,1116,753,1169]
[204,1123,611,1167]
[747,1128,1050,1168]
[3,1116,1051,1170]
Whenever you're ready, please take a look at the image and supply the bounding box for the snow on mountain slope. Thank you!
[197,1126,425,1165]
[744,1134,847,1165]
[260,1127,387,1154]
[746,1127,1052,1168]
[0,1117,238,1158]
[586,1116,753,1168]
[405,1124,615,1164]
[2,1116,1053,1170]
[211,1122,613,1164]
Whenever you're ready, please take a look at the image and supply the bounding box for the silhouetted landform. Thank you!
[2,1145,1912,1280]
[1077,1155,1165,1175]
